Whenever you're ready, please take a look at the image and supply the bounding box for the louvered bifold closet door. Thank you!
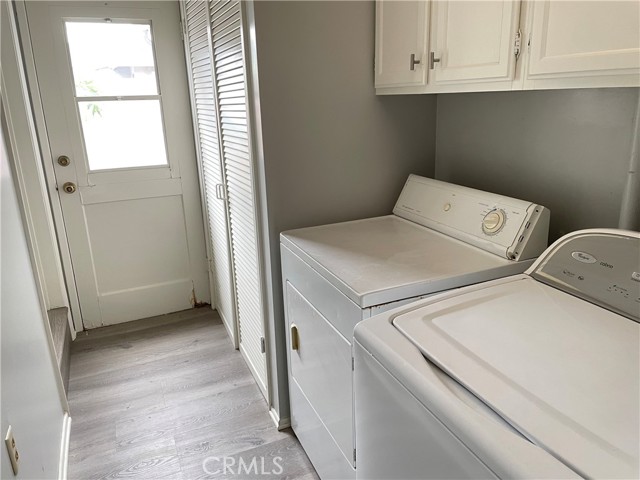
[210,0,268,396]
[183,0,237,344]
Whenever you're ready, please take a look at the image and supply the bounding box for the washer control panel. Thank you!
[533,231,640,321]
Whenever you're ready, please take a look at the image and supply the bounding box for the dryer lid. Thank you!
[393,277,640,479]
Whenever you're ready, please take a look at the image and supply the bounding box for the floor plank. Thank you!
[67,308,317,480]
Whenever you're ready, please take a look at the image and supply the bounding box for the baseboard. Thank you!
[67,308,76,341]
[220,310,239,350]
[58,413,71,480]
[269,407,291,431]
[47,307,71,394]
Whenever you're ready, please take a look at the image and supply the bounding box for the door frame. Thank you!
[237,0,270,402]
[15,0,82,332]
[2,1,70,318]
[239,0,278,424]
[1,0,71,414]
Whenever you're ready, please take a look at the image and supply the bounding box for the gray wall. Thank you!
[435,88,640,241]
[251,1,437,420]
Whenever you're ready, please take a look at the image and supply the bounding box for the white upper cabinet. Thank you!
[430,1,521,84]
[527,1,640,84]
[375,0,640,94]
[375,1,429,87]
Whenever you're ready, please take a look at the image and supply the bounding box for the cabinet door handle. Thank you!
[290,324,299,351]
[410,53,421,71]
[429,52,441,70]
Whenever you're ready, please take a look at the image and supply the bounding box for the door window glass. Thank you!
[66,22,158,96]
[77,100,167,170]
[65,21,167,170]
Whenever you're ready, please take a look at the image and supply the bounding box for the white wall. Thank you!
[435,88,640,241]
[1,5,67,478]
[1,109,67,479]
[250,0,437,421]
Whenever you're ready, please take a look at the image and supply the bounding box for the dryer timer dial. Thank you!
[482,209,506,235]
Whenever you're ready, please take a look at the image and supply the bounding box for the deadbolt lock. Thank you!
[57,155,70,167]
[62,182,76,194]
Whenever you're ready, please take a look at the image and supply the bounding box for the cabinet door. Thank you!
[528,1,640,78]
[375,1,429,88]
[430,0,521,84]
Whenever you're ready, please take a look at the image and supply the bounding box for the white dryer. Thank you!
[354,229,640,479]
[280,174,550,479]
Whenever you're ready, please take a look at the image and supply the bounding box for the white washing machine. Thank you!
[354,229,640,479]
[280,174,550,479]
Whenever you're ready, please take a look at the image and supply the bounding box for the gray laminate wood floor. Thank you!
[67,308,318,480]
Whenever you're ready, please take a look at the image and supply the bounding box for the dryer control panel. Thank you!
[393,175,550,261]
[532,230,640,321]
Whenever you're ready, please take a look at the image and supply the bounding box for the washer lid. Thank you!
[393,277,640,479]
[281,216,523,308]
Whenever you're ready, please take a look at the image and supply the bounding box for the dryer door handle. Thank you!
[290,324,300,351]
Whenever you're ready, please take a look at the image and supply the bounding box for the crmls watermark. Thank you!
[202,456,284,476]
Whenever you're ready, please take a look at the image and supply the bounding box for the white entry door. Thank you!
[26,2,209,329]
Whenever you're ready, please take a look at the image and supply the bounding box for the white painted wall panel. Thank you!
[1,101,66,480]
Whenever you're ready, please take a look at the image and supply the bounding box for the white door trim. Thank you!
[14,0,83,332]
[58,413,71,480]
[1,0,70,314]
[179,0,217,312]
[241,0,278,422]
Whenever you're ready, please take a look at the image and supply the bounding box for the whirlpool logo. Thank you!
[202,456,284,476]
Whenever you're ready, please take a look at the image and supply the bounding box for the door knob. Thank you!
[62,182,76,194]
[57,155,70,167]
